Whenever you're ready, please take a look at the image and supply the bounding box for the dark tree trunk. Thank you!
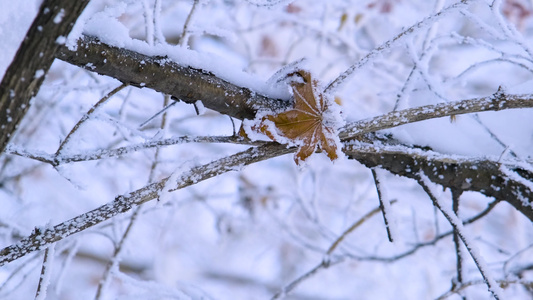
[0,0,90,152]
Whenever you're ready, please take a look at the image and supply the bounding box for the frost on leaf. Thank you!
[246,69,342,164]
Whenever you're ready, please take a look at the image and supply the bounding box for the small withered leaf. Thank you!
[254,69,340,164]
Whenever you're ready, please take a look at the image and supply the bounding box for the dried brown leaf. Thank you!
[255,70,339,164]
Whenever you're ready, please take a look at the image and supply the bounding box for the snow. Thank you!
[53,8,65,24]
[1,0,533,299]
[35,245,55,300]
[34,69,45,79]
[419,173,505,299]
[81,3,291,101]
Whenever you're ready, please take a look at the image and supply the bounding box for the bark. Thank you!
[55,35,288,120]
[345,142,533,221]
[0,0,90,153]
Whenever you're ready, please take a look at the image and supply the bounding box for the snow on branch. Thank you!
[56,35,287,121]
[5,135,265,166]
[339,89,533,140]
[0,142,292,266]
[57,36,533,139]
[345,141,533,221]
[417,173,504,299]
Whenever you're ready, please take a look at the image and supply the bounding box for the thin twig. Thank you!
[436,279,533,300]
[325,0,473,94]
[138,100,178,129]
[35,245,55,300]
[417,174,504,300]
[179,0,200,47]
[327,200,398,255]
[371,168,394,242]
[56,83,127,155]
[271,201,397,299]
[0,253,40,297]
[94,207,142,300]
[451,189,466,299]
[153,0,165,44]
[270,260,342,300]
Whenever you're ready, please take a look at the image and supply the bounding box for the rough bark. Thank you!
[0,0,90,153]
[56,35,287,120]
[345,142,533,221]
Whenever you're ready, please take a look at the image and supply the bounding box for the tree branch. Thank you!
[345,141,533,221]
[339,89,533,140]
[55,35,287,121]
[0,142,292,266]
[56,37,533,144]
[2,27,530,269]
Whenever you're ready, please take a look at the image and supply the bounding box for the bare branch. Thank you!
[56,83,127,155]
[94,207,141,300]
[327,200,397,256]
[179,0,200,46]
[436,279,533,300]
[325,0,473,94]
[451,189,466,296]
[371,168,395,242]
[34,246,54,300]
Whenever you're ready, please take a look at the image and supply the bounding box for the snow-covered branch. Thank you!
[0,142,291,266]
[339,89,533,140]
[57,37,533,135]
[345,141,533,221]
[56,35,287,121]
[5,135,264,166]
[417,174,504,299]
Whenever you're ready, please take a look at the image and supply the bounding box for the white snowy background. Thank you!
[1,0,533,299]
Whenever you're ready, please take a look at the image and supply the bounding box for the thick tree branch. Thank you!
[56,37,533,140]
[345,142,533,221]
[0,0,90,153]
[56,35,287,120]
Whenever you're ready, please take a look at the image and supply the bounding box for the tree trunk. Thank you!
[0,0,90,152]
